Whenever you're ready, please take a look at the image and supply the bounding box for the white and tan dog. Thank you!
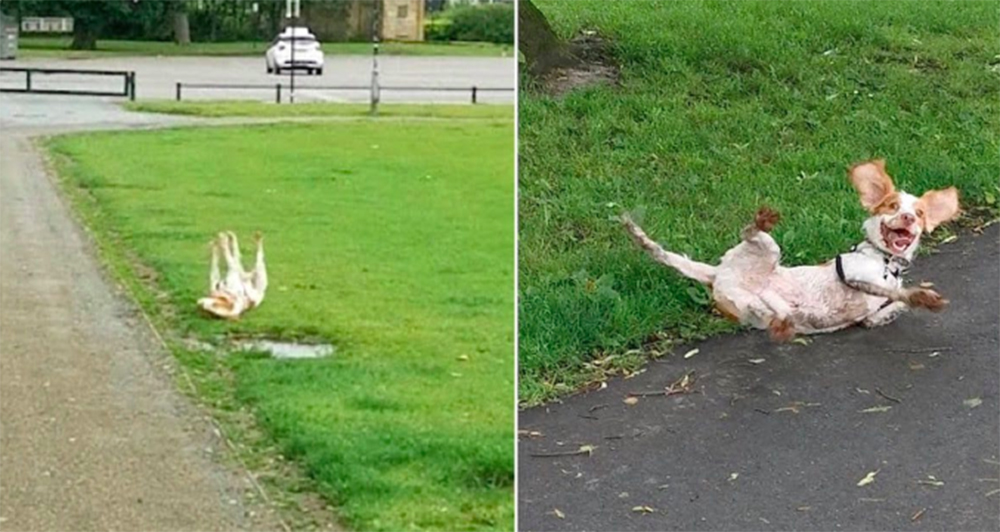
[623,160,960,341]
[197,231,268,320]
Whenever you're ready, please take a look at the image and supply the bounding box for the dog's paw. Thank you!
[768,317,796,342]
[755,207,780,232]
[254,230,263,242]
[905,288,948,312]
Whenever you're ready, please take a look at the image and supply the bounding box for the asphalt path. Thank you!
[519,225,1000,532]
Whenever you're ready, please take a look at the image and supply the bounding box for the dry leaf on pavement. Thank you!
[859,406,893,413]
[857,470,879,487]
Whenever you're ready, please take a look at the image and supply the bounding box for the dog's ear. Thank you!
[917,187,960,233]
[849,160,896,212]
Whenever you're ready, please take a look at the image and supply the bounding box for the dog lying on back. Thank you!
[622,160,960,341]
[197,231,268,320]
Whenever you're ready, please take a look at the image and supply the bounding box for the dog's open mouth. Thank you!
[881,223,915,254]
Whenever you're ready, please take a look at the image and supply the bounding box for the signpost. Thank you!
[370,0,381,115]
[285,0,300,103]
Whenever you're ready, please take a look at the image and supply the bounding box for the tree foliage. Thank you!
[4,0,137,49]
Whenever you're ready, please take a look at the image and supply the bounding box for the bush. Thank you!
[424,17,453,42]
[442,4,513,44]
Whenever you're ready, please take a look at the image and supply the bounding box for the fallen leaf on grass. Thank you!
[683,348,700,359]
[457,354,469,361]
[964,397,983,408]
[859,405,893,414]
[624,397,639,406]
[857,470,879,487]
[553,508,565,519]
[911,508,926,522]
[941,235,958,244]
[631,505,656,514]
[748,358,766,365]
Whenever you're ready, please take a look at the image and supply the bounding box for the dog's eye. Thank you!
[916,208,924,217]
[888,201,899,211]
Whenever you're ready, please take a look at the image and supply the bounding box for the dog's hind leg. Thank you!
[861,301,907,328]
[218,231,245,290]
[621,215,716,285]
[739,207,782,263]
[759,289,797,341]
[250,231,267,295]
[225,231,244,272]
[208,237,222,291]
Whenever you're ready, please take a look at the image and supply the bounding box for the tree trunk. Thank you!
[518,0,575,76]
[70,19,98,50]
[173,10,191,45]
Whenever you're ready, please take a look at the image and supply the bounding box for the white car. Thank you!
[265,27,324,75]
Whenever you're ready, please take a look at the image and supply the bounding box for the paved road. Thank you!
[0,104,285,530]
[519,226,999,531]
[0,55,515,103]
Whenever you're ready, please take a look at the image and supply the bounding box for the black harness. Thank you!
[835,241,910,311]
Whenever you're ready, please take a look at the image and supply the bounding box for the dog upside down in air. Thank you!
[197,231,268,320]
[622,160,960,341]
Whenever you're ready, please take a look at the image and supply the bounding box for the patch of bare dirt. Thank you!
[539,31,621,96]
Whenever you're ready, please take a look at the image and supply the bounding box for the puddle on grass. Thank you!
[239,340,336,359]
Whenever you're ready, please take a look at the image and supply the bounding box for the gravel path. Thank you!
[0,97,284,531]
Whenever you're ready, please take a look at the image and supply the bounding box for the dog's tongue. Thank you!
[887,229,913,251]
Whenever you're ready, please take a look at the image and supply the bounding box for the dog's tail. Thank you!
[621,213,716,286]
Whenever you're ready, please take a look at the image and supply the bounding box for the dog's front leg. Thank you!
[845,280,947,312]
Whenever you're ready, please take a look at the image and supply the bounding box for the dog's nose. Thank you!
[898,213,916,226]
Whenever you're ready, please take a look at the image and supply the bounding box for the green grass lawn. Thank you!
[124,100,513,120]
[18,36,513,58]
[47,119,514,531]
[519,0,1000,404]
